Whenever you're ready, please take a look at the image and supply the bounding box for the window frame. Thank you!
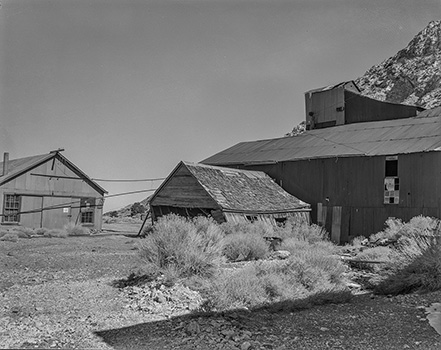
[2,194,21,224]
[80,197,95,225]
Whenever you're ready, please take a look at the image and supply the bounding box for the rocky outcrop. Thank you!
[356,21,441,109]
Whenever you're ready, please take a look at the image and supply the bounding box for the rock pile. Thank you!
[122,279,204,317]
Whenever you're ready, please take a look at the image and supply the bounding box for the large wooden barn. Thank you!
[149,161,311,225]
[0,150,107,230]
[203,82,441,244]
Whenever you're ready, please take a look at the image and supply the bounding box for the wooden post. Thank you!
[331,206,342,244]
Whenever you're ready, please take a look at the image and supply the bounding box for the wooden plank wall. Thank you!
[0,157,104,229]
[238,151,441,243]
[151,165,219,209]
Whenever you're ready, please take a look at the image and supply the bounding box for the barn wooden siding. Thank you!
[238,151,441,243]
[0,155,105,230]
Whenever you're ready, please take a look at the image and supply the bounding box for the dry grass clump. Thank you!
[43,229,68,238]
[0,232,19,242]
[63,222,90,236]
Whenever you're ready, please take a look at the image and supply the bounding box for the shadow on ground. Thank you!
[95,291,441,350]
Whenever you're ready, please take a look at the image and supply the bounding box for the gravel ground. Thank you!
[1,233,441,349]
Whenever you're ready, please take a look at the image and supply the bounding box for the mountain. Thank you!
[355,20,441,109]
[104,196,151,217]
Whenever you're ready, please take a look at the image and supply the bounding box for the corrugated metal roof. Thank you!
[183,162,309,212]
[202,110,441,165]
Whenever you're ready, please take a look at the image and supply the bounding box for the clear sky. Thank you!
[1,0,439,211]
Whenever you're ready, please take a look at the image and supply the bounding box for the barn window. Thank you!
[385,157,398,177]
[384,156,399,204]
[80,198,95,224]
[2,194,21,223]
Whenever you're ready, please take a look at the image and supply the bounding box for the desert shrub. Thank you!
[139,214,224,278]
[220,221,274,237]
[350,236,367,248]
[64,223,90,236]
[206,253,348,311]
[0,233,19,242]
[222,233,269,262]
[11,226,34,238]
[34,228,48,236]
[370,216,439,243]
[43,229,67,238]
[371,216,441,295]
[0,229,10,238]
[351,246,392,272]
[276,220,329,243]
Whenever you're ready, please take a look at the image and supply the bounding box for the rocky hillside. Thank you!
[356,20,441,109]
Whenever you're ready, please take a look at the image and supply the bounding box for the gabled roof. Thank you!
[305,80,361,94]
[0,151,107,194]
[154,161,309,213]
[202,107,441,166]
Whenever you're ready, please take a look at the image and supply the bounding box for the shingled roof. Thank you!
[179,162,309,213]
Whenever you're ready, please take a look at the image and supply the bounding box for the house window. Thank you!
[80,198,95,224]
[384,156,399,204]
[3,194,21,223]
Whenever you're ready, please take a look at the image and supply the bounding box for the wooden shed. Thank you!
[149,161,311,225]
[0,150,107,230]
[203,106,441,244]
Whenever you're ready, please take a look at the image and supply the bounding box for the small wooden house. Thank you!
[0,150,107,230]
[149,161,311,225]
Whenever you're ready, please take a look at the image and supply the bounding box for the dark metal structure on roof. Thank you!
[148,161,310,225]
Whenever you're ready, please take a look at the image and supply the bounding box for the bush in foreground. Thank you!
[139,215,225,280]
[222,232,269,262]
[349,216,441,295]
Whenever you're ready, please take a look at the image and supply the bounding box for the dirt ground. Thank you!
[1,224,441,349]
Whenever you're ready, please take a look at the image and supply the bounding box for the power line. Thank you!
[0,189,157,217]
[104,189,157,198]
[91,177,166,183]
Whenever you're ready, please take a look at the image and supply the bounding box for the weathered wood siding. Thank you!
[237,151,441,243]
[344,90,422,124]
[151,165,219,209]
[0,156,104,229]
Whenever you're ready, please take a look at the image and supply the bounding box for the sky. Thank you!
[0,0,440,212]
